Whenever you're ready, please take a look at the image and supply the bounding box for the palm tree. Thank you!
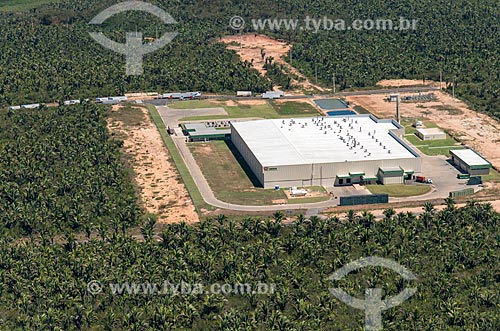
[423,202,435,214]
[444,196,456,210]
[346,209,356,222]
[383,207,396,220]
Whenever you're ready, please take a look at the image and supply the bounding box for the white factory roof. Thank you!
[450,149,491,167]
[231,115,418,166]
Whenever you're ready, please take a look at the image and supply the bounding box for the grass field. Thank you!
[481,168,500,182]
[0,0,57,12]
[178,100,320,121]
[401,119,438,135]
[401,119,464,156]
[367,184,432,197]
[189,141,329,205]
[353,105,371,115]
[270,101,320,116]
[189,141,286,205]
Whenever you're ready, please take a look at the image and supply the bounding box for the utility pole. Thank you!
[439,70,443,90]
[333,72,336,93]
[452,77,456,98]
[396,94,401,123]
[289,48,292,65]
[315,64,318,84]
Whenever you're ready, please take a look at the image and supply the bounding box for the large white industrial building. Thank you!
[231,115,422,188]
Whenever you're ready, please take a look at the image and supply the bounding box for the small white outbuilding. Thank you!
[416,128,446,141]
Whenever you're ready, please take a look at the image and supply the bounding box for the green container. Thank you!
[449,188,475,198]
[340,194,389,206]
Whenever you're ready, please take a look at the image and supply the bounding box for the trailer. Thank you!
[96,96,128,103]
[262,91,284,99]
[160,91,202,100]
[290,188,307,197]
[8,106,21,110]
[236,91,252,97]
[21,104,41,109]
[63,100,81,106]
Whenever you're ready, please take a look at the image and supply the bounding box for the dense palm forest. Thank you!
[1,1,500,330]
[1,202,499,330]
[0,103,141,238]
[1,0,500,118]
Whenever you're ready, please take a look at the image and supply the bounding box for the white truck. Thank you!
[262,91,284,99]
[236,91,252,97]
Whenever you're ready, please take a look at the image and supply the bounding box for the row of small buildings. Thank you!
[182,114,492,188]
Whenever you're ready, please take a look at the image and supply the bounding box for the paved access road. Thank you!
[143,86,439,103]
[155,104,470,213]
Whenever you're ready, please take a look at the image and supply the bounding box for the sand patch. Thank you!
[220,34,325,93]
[346,82,500,170]
[108,105,199,224]
[236,99,267,106]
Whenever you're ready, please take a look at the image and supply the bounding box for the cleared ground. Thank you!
[108,105,198,223]
[376,79,442,88]
[367,184,432,197]
[346,80,500,170]
[220,34,325,93]
[188,141,329,205]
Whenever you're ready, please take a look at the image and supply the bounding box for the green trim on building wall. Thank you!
[379,168,404,175]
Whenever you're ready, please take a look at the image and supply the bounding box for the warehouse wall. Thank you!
[468,168,490,176]
[230,126,264,186]
[416,132,446,140]
[451,155,468,172]
[260,157,421,188]
[379,174,404,185]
